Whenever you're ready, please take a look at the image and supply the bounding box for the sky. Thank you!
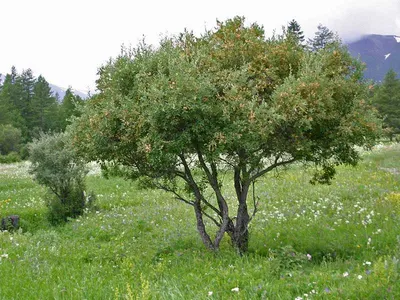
[1,0,399,93]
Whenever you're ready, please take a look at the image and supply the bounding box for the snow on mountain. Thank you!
[347,34,400,81]
[48,83,88,101]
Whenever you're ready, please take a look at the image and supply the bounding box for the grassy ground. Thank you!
[0,144,399,299]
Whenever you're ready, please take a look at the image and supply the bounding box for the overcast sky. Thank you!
[1,0,399,93]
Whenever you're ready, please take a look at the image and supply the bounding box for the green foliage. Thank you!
[0,124,22,155]
[372,69,400,138]
[60,88,84,130]
[0,152,21,164]
[71,17,381,252]
[308,24,336,51]
[0,66,63,143]
[287,19,305,44]
[28,132,93,224]
[31,75,61,134]
[0,145,399,298]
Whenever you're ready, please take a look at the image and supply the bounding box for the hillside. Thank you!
[347,34,400,82]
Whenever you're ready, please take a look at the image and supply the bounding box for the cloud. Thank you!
[324,0,400,41]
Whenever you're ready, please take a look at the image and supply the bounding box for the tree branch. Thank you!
[202,210,221,227]
[248,157,296,182]
[248,180,259,223]
[153,181,194,206]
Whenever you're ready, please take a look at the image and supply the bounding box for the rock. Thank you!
[1,215,20,231]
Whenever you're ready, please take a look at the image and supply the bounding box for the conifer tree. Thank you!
[372,69,400,139]
[308,24,336,51]
[31,75,60,133]
[0,68,24,129]
[60,88,83,130]
[287,19,305,44]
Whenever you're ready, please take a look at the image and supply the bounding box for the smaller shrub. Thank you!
[269,245,309,276]
[0,124,22,155]
[28,132,95,225]
[0,152,21,164]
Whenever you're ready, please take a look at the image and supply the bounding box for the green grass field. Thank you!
[1,144,399,299]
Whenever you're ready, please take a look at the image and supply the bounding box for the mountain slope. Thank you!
[347,34,400,82]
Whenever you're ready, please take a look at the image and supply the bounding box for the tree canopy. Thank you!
[71,17,381,253]
[0,67,82,150]
[287,19,305,44]
[372,69,400,138]
[308,24,336,52]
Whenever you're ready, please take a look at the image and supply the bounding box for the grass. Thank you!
[0,144,399,299]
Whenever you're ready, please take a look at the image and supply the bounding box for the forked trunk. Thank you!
[232,184,250,254]
[193,201,215,250]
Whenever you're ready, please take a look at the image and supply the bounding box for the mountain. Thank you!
[0,74,88,100]
[347,34,400,82]
[48,83,88,100]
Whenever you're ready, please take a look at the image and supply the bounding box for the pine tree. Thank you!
[60,88,83,130]
[308,24,336,51]
[31,75,60,133]
[373,69,400,139]
[0,68,24,129]
[18,69,36,139]
[287,19,305,44]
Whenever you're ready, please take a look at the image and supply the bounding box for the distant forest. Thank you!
[0,66,84,160]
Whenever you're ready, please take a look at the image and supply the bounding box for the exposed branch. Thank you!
[234,167,242,200]
[248,180,259,223]
[153,181,194,206]
[202,210,221,227]
[249,157,297,182]
[201,198,222,217]
[196,149,229,218]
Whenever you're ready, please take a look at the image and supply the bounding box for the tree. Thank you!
[60,88,83,130]
[31,75,60,133]
[287,19,305,44]
[0,67,24,129]
[18,69,36,139]
[372,69,400,139]
[308,24,336,51]
[71,17,381,254]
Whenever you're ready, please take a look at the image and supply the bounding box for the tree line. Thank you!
[3,17,398,254]
[287,19,399,139]
[0,66,84,159]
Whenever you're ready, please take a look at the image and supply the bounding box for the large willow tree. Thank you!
[71,17,380,254]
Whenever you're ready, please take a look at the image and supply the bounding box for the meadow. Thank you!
[0,144,399,299]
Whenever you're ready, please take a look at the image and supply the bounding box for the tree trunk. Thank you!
[232,184,250,254]
[193,201,215,250]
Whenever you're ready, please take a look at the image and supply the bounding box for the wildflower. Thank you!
[295,297,303,300]
[357,275,363,280]
[324,288,331,293]
[307,254,312,260]
[231,287,239,292]
[208,291,213,296]
[363,261,372,266]
[343,272,349,277]
[0,253,8,259]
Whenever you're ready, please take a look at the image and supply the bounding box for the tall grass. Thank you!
[0,144,399,299]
